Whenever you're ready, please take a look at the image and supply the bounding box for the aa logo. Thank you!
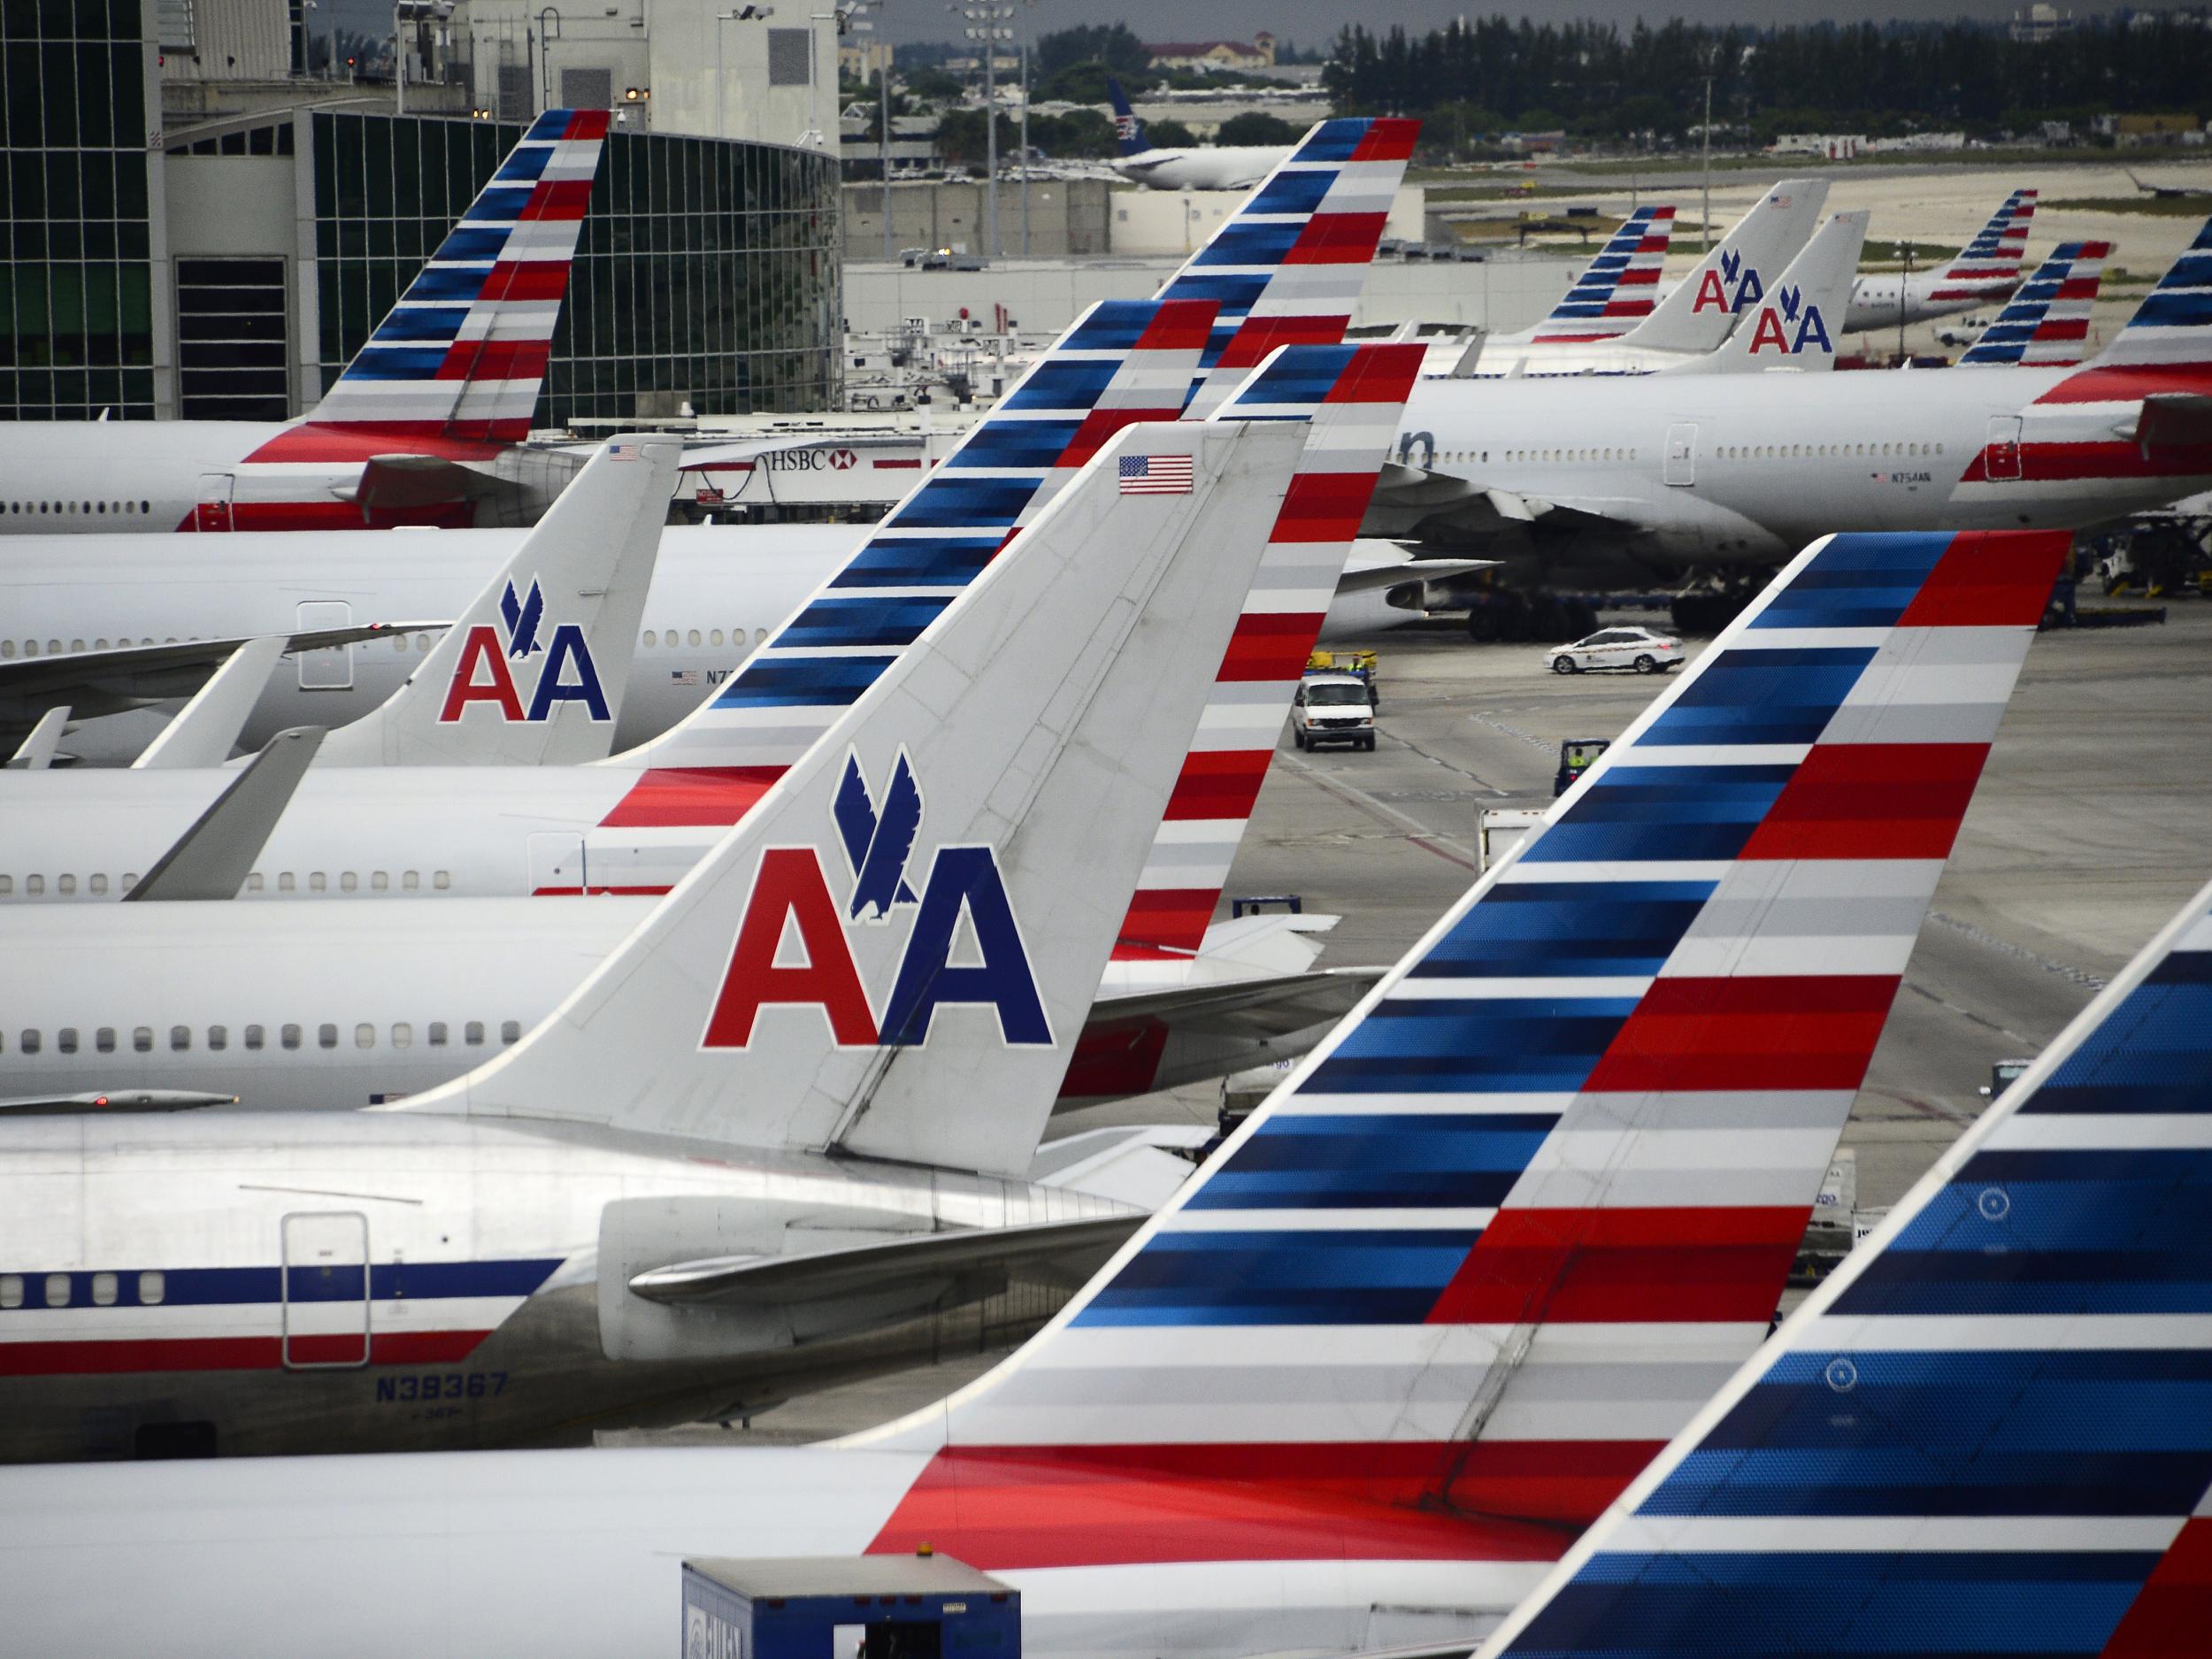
[438,578,611,724]
[1746,283,1833,356]
[702,749,1051,1050]
[1693,250,1764,314]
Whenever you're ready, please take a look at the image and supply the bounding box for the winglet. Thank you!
[131,635,290,770]
[124,726,327,902]
[4,705,68,771]
[311,435,678,766]
[398,420,1306,1181]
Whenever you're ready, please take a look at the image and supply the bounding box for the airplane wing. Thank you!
[1364,460,1647,541]
[0,622,447,728]
[1084,965,1383,1030]
[1335,546,1499,594]
[626,1212,1145,1307]
[125,727,326,902]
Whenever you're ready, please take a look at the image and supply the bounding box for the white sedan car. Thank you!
[1544,626,1685,675]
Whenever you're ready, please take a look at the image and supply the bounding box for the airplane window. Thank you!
[434,871,451,890]
[141,501,150,514]
[403,872,420,891]
[372,872,388,892]
[19,1030,37,1055]
[710,629,724,646]
[465,1020,485,1046]
[1935,442,1945,456]
[170,1025,189,1051]
[133,1026,151,1052]
[244,1025,265,1050]
[278,872,296,892]
[92,1272,116,1306]
[688,629,703,647]
[70,639,83,653]
[58,1028,77,1054]
[354,1023,374,1049]
[139,1271,164,1305]
[280,1024,302,1049]
[0,641,10,657]
[244,873,262,893]
[318,1024,337,1048]
[208,1025,227,1051]
[95,1028,113,1053]
[643,630,657,648]
[755,628,770,645]
[417,634,431,652]
[501,1020,522,1045]
[90,874,106,895]
[96,638,107,650]
[392,1022,412,1049]
[81,503,88,513]
[22,641,35,657]
[340,872,358,892]
[96,503,104,515]
[427,1021,448,1047]
[25,876,40,895]
[44,1274,68,1309]
[0,875,10,894]
[393,636,408,654]
[58,874,74,895]
[0,1277,19,1310]
[310,872,326,892]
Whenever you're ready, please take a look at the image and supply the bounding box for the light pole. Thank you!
[536,6,560,114]
[880,37,894,258]
[1698,47,1716,257]
[949,1,1024,258]
[1018,35,1029,256]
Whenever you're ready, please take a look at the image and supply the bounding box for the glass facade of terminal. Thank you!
[310,111,841,425]
[0,0,157,419]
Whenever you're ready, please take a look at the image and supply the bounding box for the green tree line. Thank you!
[1323,16,2212,140]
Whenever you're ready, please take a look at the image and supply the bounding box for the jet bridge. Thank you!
[681,1555,1019,1659]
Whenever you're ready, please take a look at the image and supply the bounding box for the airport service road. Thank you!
[629,602,2212,1445]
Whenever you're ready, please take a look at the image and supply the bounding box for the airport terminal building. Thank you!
[1,0,842,424]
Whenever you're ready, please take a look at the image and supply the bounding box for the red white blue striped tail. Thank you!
[1166,118,1421,418]
[1532,205,1676,343]
[1116,341,1424,961]
[846,528,2067,1578]
[2086,212,2212,369]
[1931,186,2037,300]
[1961,239,2109,366]
[1486,868,2212,1659]
[304,109,607,442]
[614,298,1216,805]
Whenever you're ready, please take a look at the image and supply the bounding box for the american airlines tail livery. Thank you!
[0,108,607,534]
[1380,211,2212,580]
[0,523,2064,1655]
[1468,180,1829,377]
[1675,209,1866,374]
[1844,185,2038,333]
[1959,237,2112,367]
[1477,860,2212,1659]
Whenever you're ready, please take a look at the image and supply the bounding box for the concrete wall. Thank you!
[841,178,1113,262]
[842,251,1581,336]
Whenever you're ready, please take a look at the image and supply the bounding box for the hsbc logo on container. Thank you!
[438,578,611,724]
[701,749,1052,1051]
[762,446,861,472]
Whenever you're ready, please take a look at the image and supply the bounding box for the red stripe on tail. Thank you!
[1580,974,1903,1094]
[1894,530,2070,627]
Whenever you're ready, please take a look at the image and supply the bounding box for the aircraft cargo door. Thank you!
[528,833,588,895]
[1663,423,1697,487]
[281,1210,371,1368]
[296,600,354,690]
[194,472,234,532]
[1985,415,2024,482]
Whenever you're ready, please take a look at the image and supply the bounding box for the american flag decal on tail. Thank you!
[1118,454,1194,494]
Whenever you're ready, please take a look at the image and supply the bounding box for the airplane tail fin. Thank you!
[1531,204,1678,343]
[311,436,677,766]
[1960,238,2111,366]
[1480,872,2212,1659]
[625,298,1217,795]
[406,420,1305,1178]
[1696,210,1865,373]
[1615,179,1828,356]
[1162,117,1422,416]
[2083,211,2212,369]
[849,528,2068,1576]
[1115,340,1425,959]
[1106,78,1148,157]
[302,109,608,442]
[1933,185,2038,292]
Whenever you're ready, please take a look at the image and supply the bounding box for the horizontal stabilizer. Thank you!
[2131,390,2212,447]
[125,726,326,902]
[347,452,518,511]
[628,1213,1146,1308]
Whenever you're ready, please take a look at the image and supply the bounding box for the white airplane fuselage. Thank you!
[1112,145,1289,191]
[0,1110,1137,1463]
[1385,361,2209,565]
[1844,267,2019,334]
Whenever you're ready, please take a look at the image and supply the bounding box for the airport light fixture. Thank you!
[948,0,1031,258]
